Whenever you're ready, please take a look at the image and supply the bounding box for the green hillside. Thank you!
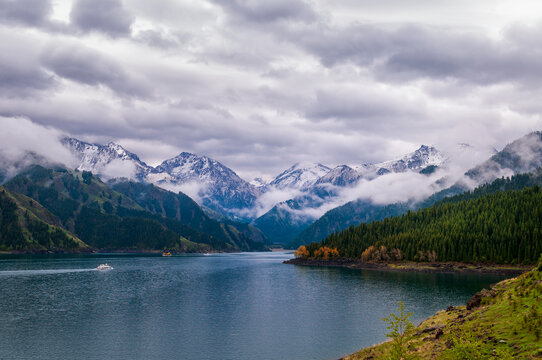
[0,186,89,252]
[112,182,267,251]
[289,200,410,249]
[253,200,314,245]
[3,166,233,252]
[303,186,542,264]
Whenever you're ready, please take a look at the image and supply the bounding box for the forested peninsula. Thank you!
[288,171,542,270]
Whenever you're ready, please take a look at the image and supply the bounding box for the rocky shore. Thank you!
[284,257,529,276]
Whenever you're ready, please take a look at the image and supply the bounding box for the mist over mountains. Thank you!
[60,137,452,225]
[2,116,542,246]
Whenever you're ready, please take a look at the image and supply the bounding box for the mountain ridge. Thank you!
[292,131,542,248]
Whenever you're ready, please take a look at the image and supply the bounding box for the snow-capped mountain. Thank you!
[61,137,151,181]
[250,177,268,188]
[355,145,446,178]
[315,165,361,187]
[62,137,446,229]
[268,163,331,190]
[270,146,445,194]
[253,145,447,244]
[149,152,261,216]
[466,131,542,184]
[63,138,261,219]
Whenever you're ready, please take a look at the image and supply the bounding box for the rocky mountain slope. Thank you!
[150,152,261,218]
[466,131,542,183]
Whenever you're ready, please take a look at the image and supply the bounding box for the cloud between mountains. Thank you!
[0,0,540,179]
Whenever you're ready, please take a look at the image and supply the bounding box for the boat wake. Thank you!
[0,268,97,277]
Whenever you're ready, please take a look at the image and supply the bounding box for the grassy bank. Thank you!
[342,264,542,359]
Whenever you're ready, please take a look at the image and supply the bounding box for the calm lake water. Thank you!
[0,252,507,360]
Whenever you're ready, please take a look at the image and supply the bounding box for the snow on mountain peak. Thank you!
[269,162,331,190]
[61,137,150,180]
[315,165,361,186]
[62,137,449,220]
[354,145,446,177]
[250,177,268,188]
[155,152,237,182]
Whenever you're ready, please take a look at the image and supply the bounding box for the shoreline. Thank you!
[284,257,530,276]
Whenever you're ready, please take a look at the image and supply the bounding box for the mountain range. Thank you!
[253,145,447,244]
[292,131,542,248]
[3,131,542,250]
[0,164,267,253]
[62,138,446,240]
[62,138,261,220]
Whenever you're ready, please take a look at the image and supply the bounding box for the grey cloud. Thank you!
[0,0,52,27]
[1,0,541,182]
[306,88,425,121]
[134,29,183,49]
[0,34,55,96]
[41,43,150,97]
[70,0,134,37]
[296,23,542,87]
[0,58,54,97]
[298,23,394,67]
[212,0,317,24]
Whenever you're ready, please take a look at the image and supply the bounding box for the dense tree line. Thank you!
[294,169,542,249]
[112,182,268,250]
[0,192,26,249]
[116,207,232,251]
[305,186,542,264]
[74,206,187,250]
[437,170,542,206]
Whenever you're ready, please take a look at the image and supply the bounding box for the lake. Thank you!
[0,252,507,360]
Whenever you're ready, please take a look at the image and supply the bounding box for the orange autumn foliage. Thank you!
[313,246,339,260]
[294,245,310,258]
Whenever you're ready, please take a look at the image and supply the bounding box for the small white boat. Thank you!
[96,263,113,271]
[203,253,211,256]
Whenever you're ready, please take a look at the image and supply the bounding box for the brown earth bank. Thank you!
[283,258,530,276]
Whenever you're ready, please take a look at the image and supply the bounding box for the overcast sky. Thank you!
[1,0,542,180]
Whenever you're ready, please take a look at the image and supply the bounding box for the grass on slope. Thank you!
[0,186,89,252]
[345,262,542,359]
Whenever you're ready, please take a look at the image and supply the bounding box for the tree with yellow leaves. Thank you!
[294,245,309,258]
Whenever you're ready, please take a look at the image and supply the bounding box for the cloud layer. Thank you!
[0,0,541,181]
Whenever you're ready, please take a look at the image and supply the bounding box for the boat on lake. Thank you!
[162,252,172,257]
[96,264,113,271]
